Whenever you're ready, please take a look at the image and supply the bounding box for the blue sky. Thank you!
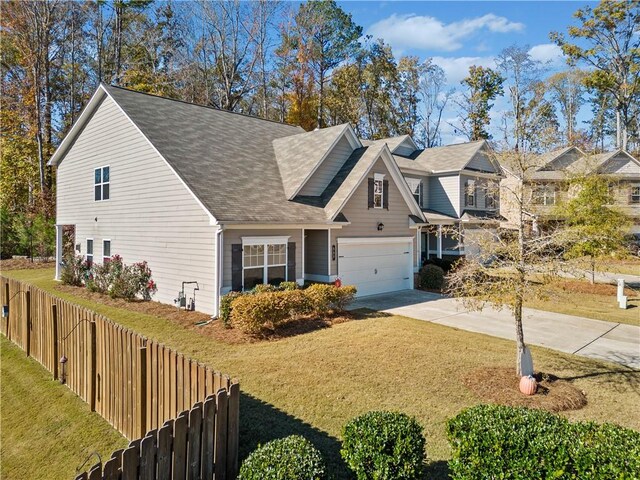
[336,1,598,144]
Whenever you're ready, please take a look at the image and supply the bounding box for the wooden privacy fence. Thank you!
[75,391,237,480]
[1,276,239,478]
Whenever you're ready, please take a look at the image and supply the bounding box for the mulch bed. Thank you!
[1,258,55,271]
[462,367,587,412]
[54,284,353,344]
[554,279,637,297]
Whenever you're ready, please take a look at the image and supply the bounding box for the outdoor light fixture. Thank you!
[59,318,94,384]
[377,223,384,231]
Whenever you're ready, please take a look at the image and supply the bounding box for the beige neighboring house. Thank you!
[49,84,502,315]
[499,146,640,234]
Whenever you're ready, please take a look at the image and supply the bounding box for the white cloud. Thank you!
[366,13,524,52]
[528,43,565,66]
[431,56,497,84]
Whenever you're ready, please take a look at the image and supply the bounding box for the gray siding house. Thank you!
[50,85,503,315]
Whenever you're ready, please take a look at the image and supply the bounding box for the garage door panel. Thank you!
[340,253,409,270]
[338,238,413,297]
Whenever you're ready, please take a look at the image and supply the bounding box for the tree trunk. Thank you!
[515,296,526,377]
[591,256,595,284]
[615,109,621,149]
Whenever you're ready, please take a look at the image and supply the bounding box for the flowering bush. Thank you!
[65,254,157,301]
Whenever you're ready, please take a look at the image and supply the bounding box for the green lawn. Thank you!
[3,268,640,479]
[1,336,127,480]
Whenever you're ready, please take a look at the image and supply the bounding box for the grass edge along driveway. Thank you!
[3,268,640,480]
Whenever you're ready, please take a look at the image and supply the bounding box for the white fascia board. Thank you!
[221,223,344,230]
[288,124,354,200]
[103,89,218,226]
[460,169,504,179]
[242,236,290,245]
[48,85,108,167]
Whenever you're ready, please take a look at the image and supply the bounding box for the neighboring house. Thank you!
[499,146,640,234]
[49,85,502,315]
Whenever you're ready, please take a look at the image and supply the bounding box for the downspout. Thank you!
[215,226,225,317]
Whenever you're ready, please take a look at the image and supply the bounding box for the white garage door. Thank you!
[337,237,413,297]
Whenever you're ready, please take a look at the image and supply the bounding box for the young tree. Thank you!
[456,65,504,141]
[557,174,631,283]
[550,1,640,150]
[395,56,424,137]
[447,149,564,376]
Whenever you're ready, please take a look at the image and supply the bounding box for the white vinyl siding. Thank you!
[428,175,460,217]
[298,135,354,196]
[56,95,218,314]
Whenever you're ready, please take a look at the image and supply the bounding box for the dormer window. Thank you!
[95,166,110,201]
[373,173,384,209]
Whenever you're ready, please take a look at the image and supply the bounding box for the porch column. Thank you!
[327,228,331,278]
[437,225,443,259]
[54,224,63,280]
[416,227,421,270]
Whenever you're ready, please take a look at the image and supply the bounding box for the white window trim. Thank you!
[94,165,110,202]
[465,180,476,207]
[241,236,290,289]
[86,238,94,265]
[405,177,422,207]
[102,239,111,263]
[373,173,385,209]
[630,185,640,204]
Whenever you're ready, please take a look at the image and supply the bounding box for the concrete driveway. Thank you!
[349,290,640,370]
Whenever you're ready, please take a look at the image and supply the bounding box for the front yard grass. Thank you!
[0,336,127,480]
[526,279,640,326]
[3,268,640,479]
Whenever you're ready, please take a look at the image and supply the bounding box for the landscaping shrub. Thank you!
[237,435,326,480]
[279,281,299,291]
[230,289,310,334]
[305,283,357,314]
[252,283,279,294]
[341,411,426,480]
[418,264,445,290]
[446,404,640,479]
[219,291,243,328]
[423,257,457,272]
[60,254,89,287]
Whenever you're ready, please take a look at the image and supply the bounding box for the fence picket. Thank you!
[173,412,188,480]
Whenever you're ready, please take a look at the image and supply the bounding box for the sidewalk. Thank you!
[350,290,640,370]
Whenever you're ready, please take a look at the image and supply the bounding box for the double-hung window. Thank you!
[95,166,110,201]
[86,239,94,267]
[405,177,422,207]
[630,185,640,204]
[533,184,556,206]
[485,181,498,209]
[103,240,111,263]
[464,180,476,207]
[242,237,288,289]
[373,174,384,209]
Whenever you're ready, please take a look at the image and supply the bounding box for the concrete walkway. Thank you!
[349,290,640,370]
[559,269,640,287]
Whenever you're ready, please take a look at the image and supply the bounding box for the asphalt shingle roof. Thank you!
[395,140,486,173]
[104,85,334,224]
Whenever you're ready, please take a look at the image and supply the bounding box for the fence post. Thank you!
[226,382,240,479]
[24,290,31,357]
[138,346,148,438]
[88,320,97,412]
[3,282,8,338]
[52,304,58,380]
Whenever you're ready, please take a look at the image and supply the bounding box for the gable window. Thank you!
[242,237,288,289]
[373,173,384,209]
[103,240,111,263]
[406,178,422,207]
[86,239,94,267]
[95,166,110,201]
[630,186,640,204]
[533,184,556,206]
[464,180,476,207]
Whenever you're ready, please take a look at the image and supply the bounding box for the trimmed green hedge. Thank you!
[341,411,426,480]
[237,435,326,480]
[446,404,640,479]
[418,264,445,290]
[226,283,357,334]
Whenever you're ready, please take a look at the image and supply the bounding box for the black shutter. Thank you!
[383,180,389,209]
[287,242,296,282]
[231,244,243,291]
[368,178,374,209]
